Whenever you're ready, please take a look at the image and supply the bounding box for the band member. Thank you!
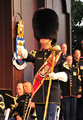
[0,94,5,120]
[9,81,36,120]
[61,55,82,120]
[19,8,68,120]
[60,43,68,120]
[9,83,24,118]
[60,43,68,57]
[73,49,83,120]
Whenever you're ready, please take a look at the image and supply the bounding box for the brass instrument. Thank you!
[23,98,37,120]
[5,93,18,109]
[23,98,31,120]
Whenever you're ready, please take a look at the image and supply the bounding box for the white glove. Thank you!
[49,72,58,80]
[21,48,28,59]
[18,48,28,59]
[49,72,67,82]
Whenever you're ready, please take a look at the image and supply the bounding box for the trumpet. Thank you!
[5,93,18,109]
[23,98,31,120]
[23,98,37,120]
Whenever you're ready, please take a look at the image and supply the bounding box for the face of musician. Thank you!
[16,83,24,96]
[60,43,67,55]
[40,39,52,49]
[66,55,72,67]
[23,81,32,94]
[73,50,81,61]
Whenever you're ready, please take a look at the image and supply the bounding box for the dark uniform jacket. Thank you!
[14,93,34,119]
[24,48,68,104]
[9,95,20,118]
[73,59,83,103]
[61,65,82,97]
[73,59,83,77]
[0,94,5,120]
[73,59,83,88]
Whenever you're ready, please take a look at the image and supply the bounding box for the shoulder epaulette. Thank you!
[0,101,5,109]
[78,75,81,81]
[72,64,77,68]
[30,49,37,57]
[63,61,69,69]
[0,94,4,101]
[0,94,5,109]
[78,86,82,93]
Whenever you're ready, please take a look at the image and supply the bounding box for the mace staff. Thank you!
[43,46,61,120]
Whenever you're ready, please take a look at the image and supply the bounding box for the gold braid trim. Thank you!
[63,61,69,69]
[78,75,81,81]
[78,86,82,93]
[30,50,37,57]
[0,102,5,109]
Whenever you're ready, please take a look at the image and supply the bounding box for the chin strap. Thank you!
[41,39,52,45]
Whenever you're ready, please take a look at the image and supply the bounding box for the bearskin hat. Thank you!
[32,8,59,45]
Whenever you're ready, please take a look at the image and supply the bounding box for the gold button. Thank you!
[45,52,47,55]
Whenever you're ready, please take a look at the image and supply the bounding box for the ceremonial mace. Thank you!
[43,46,61,120]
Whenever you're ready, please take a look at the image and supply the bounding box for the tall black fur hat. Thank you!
[32,8,59,45]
